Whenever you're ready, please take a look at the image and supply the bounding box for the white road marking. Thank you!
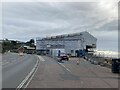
[24,57,40,88]
[16,56,39,89]
[37,55,45,61]
[58,62,71,73]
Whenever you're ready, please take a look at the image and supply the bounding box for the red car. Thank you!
[60,53,69,61]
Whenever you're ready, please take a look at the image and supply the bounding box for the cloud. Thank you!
[2,1,118,51]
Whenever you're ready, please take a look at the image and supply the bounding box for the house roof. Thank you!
[24,46,35,50]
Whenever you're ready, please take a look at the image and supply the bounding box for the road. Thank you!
[2,53,37,88]
[27,56,119,88]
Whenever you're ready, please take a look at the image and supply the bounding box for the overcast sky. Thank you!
[2,1,119,51]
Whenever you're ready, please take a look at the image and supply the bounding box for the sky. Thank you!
[1,0,119,51]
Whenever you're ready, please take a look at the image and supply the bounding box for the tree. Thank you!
[26,39,35,47]
[11,40,17,49]
[2,39,12,53]
[11,41,17,45]
[29,39,35,44]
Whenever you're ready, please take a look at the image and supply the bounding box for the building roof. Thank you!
[24,46,35,50]
[37,31,97,41]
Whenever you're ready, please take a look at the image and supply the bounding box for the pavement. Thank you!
[2,53,38,88]
[27,56,119,88]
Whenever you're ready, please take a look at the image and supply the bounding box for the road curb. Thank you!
[16,55,39,90]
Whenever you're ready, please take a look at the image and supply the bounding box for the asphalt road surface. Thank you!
[28,56,119,88]
[2,53,37,88]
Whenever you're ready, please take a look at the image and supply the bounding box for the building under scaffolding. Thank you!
[36,31,97,56]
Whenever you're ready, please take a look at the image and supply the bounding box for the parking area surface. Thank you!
[27,56,119,88]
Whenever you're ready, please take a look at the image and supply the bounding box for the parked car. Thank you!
[59,53,69,61]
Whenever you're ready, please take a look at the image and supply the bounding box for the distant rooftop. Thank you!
[37,31,94,40]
